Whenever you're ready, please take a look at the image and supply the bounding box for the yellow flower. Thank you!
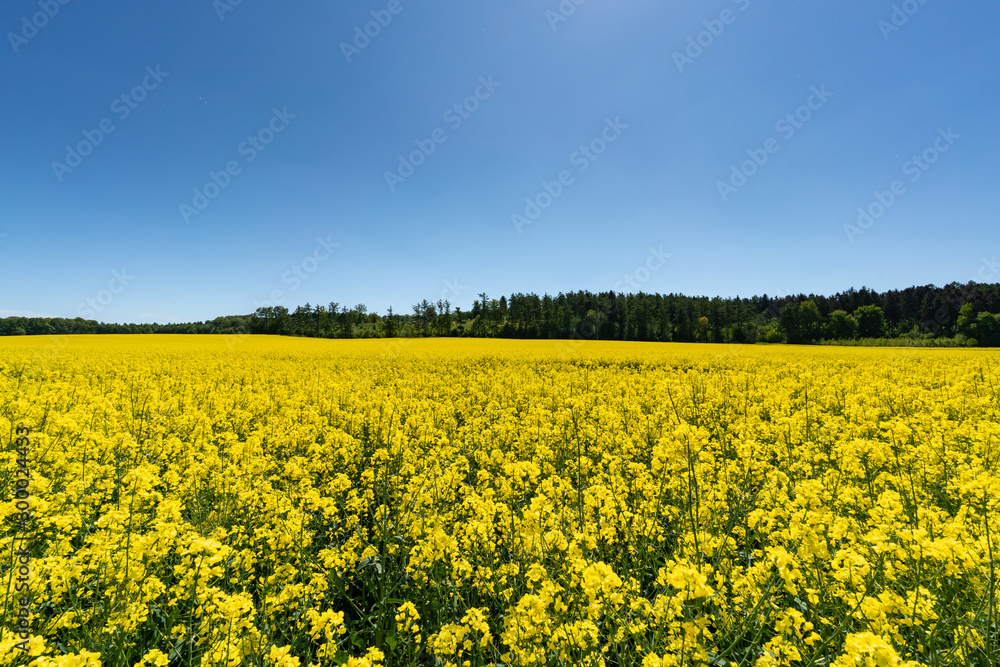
[266,645,300,667]
[133,649,169,667]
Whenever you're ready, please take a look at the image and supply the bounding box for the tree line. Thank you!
[4,282,1000,346]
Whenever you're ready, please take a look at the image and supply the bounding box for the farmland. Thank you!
[2,336,999,666]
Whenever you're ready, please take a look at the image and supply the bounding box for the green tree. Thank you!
[695,316,709,341]
[826,310,859,340]
[854,305,888,338]
[761,324,785,343]
[798,300,822,342]
[957,303,975,338]
[779,303,802,343]
[411,300,434,337]
[974,312,1000,346]
[384,306,398,337]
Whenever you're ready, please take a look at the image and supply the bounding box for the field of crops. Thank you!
[1,335,999,667]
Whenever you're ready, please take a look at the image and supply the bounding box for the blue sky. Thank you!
[1,0,998,323]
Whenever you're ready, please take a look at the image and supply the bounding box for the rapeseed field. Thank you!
[1,335,998,666]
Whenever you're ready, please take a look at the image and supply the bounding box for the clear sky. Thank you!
[2,0,998,323]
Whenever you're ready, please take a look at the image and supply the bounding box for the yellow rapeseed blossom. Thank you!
[265,645,300,667]
[2,335,998,666]
[133,649,169,667]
